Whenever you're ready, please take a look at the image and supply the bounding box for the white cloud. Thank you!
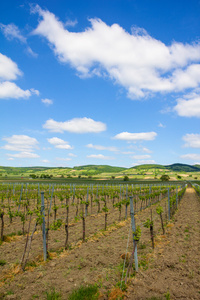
[7,152,39,158]
[180,153,200,160]
[174,93,200,117]
[2,135,39,152]
[68,153,77,157]
[47,137,73,149]
[0,53,39,99]
[87,154,114,160]
[43,118,106,133]
[132,159,156,165]
[26,46,38,58]
[158,122,166,128]
[182,134,200,148]
[41,159,50,163]
[42,98,53,105]
[113,131,157,141]
[0,53,22,81]
[65,19,78,27]
[131,155,151,159]
[0,24,38,58]
[122,151,135,155]
[56,157,72,161]
[0,23,26,43]
[30,88,40,96]
[33,7,200,99]
[86,143,118,151]
[142,147,152,153]
[0,81,31,99]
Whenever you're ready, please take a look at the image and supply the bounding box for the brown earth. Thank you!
[127,187,200,299]
[0,187,199,299]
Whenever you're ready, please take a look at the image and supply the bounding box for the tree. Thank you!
[160,174,170,181]
[123,175,129,181]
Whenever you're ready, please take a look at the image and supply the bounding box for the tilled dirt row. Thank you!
[126,187,200,300]
[0,190,185,300]
[0,193,167,276]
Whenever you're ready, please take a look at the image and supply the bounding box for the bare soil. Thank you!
[0,187,199,299]
[127,187,200,299]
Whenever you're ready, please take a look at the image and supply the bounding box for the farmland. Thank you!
[1,163,200,183]
[0,180,199,299]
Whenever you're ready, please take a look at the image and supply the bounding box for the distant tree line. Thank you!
[29,174,53,179]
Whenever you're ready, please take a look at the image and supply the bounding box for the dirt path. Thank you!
[127,187,200,299]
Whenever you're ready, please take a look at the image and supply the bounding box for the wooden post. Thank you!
[129,196,138,272]
[168,188,170,221]
[176,186,178,209]
[18,184,23,212]
[41,192,47,261]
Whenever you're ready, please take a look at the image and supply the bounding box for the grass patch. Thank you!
[68,284,99,300]
[7,232,16,237]
[26,260,37,268]
[0,259,6,266]
[45,287,61,300]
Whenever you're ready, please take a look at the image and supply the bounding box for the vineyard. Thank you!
[1,181,199,299]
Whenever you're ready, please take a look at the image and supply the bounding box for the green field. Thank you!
[0,163,200,183]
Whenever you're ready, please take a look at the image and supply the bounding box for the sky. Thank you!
[0,0,200,168]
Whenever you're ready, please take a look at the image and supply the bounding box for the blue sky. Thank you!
[0,0,200,168]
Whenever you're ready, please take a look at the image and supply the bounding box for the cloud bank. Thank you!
[33,6,200,99]
[43,117,106,133]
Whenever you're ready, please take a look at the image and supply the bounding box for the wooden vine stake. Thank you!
[41,192,47,261]
[64,195,69,249]
[125,196,140,283]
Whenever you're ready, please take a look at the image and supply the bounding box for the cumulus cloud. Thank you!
[142,147,152,153]
[42,98,53,105]
[87,154,114,160]
[0,81,31,99]
[180,153,200,160]
[132,159,156,165]
[182,134,200,148]
[2,135,39,152]
[122,151,135,155]
[47,137,73,149]
[0,53,39,99]
[8,152,39,158]
[32,6,200,99]
[0,53,22,81]
[113,131,157,141]
[131,155,151,159]
[56,157,72,161]
[43,118,106,133]
[174,93,200,117]
[41,159,50,163]
[68,153,77,157]
[86,143,118,151]
[30,88,40,96]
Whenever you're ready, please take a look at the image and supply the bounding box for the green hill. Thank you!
[0,163,200,179]
[130,164,165,170]
[73,165,126,174]
[165,163,200,172]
